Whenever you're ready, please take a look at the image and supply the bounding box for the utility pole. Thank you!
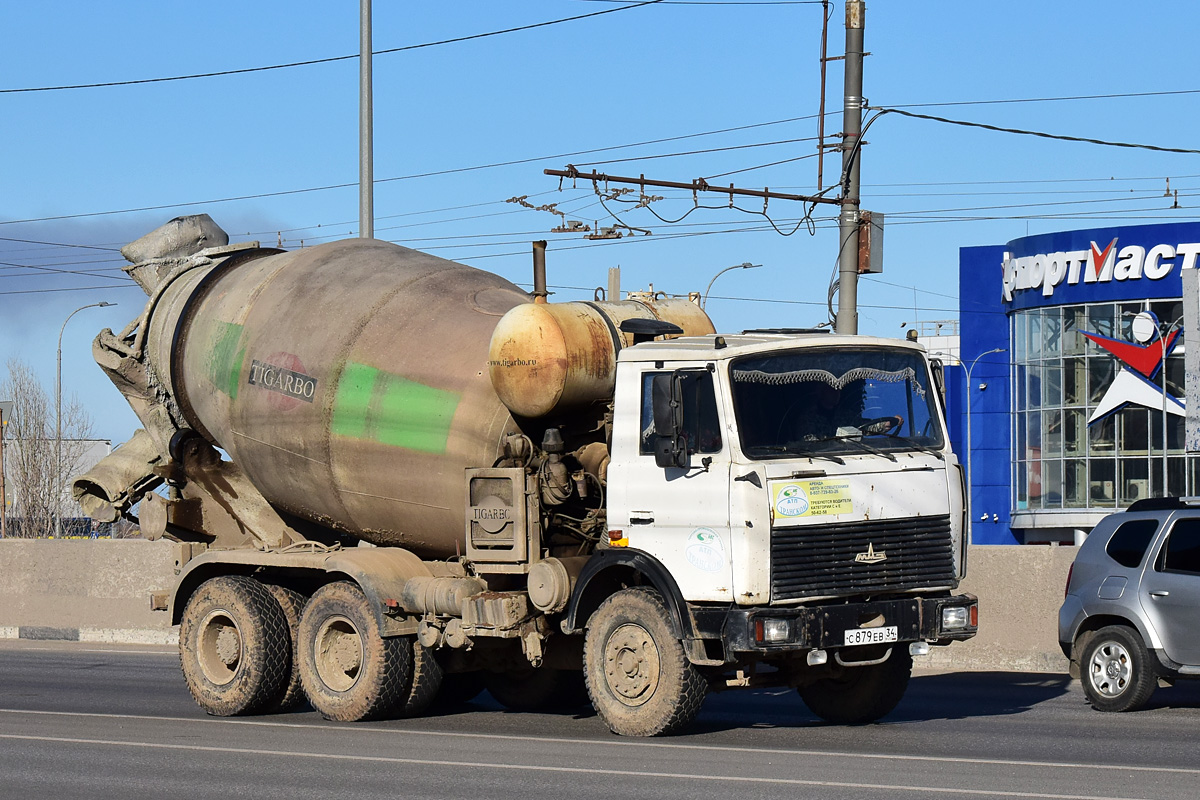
[0,401,9,539]
[359,0,374,239]
[835,0,865,335]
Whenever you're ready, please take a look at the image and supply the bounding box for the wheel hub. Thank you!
[315,615,364,692]
[215,626,241,666]
[1089,641,1131,698]
[604,623,660,706]
[197,609,241,686]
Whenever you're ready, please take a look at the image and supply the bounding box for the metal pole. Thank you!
[1163,331,1169,496]
[55,302,113,538]
[835,0,865,335]
[816,0,831,192]
[1160,317,1183,496]
[0,405,7,539]
[965,347,1006,545]
[702,262,760,309]
[359,0,374,239]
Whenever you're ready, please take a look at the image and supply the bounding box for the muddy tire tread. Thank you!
[179,576,291,717]
[583,587,707,737]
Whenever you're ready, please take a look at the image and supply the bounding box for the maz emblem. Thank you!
[854,543,887,564]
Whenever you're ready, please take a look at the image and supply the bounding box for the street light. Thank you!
[965,347,1006,545]
[702,262,761,309]
[56,301,115,538]
[1130,311,1184,497]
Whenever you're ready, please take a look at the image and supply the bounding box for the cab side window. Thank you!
[639,370,722,456]
[1157,518,1200,575]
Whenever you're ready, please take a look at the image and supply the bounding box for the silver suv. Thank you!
[1060,498,1200,712]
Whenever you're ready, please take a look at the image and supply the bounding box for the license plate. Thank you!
[844,625,898,646]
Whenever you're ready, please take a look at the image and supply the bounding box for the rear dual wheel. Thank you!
[179,576,292,716]
[297,581,440,722]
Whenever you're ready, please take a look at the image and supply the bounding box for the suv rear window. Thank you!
[1160,518,1200,575]
[1105,519,1159,568]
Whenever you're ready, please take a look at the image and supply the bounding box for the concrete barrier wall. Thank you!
[0,539,178,644]
[0,541,1079,671]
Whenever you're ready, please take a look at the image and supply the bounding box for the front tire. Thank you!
[583,588,707,736]
[798,647,912,724]
[179,576,291,716]
[298,581,413,722]
[1080,626,1157,712]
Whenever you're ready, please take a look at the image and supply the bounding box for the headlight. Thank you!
[941,606,970,631]
[755,617,792,644]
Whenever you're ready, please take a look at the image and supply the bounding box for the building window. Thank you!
[1011,302,1188,511]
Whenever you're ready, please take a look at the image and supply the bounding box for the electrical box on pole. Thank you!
[857,211,883,274]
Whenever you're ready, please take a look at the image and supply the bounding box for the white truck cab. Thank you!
[579,332,975,723]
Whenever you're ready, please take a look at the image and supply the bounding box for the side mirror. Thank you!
[651,373,687,469]
[930,358,947,414]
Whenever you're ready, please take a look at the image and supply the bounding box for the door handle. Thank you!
[630,517,654,525]
[1150,591,1170,598]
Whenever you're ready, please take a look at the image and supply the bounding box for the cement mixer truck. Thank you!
[76,215,977,736]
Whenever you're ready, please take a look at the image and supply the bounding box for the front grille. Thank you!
[771,514,955,601]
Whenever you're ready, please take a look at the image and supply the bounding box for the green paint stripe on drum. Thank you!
[209,321,245,399]
[332,361,461,453]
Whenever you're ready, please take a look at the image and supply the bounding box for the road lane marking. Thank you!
[1,707,1196,777]
[0,732,1163,800]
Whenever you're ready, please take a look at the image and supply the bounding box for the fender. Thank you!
[563,548,694,640]
[170,546,433,636]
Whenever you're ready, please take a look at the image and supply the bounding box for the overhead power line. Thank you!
[2,1,665,94]
[887,88,1200,110]
[876,107,1200,156]
[2,114,818,225]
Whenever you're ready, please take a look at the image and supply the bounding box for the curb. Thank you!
[0,626,177,646]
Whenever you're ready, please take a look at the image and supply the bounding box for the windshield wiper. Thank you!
[892,439,945,460]
[831,434,897,462]
[752,445,845,465]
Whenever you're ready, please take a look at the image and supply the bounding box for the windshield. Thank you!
[730,347,945,460]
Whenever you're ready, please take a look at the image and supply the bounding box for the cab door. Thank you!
[607,364,733,602]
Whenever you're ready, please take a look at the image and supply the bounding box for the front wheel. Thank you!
[297,581,413,722]
[798,647,912,724]
[1079,626,1157,712]
[583,588,707,736]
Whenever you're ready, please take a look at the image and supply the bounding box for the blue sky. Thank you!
[4,1,1199,444]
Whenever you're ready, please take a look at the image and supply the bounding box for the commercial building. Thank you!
[953,221,1198,544]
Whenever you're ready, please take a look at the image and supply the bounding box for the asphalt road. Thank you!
[3,640,1200,800]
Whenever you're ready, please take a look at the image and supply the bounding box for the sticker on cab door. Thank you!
[773,480,852,518]
[685,528,725,572]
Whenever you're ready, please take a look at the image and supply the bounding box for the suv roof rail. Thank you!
[1125,496,1200,512]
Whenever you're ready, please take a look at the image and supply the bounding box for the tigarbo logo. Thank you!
[854,543,887,564]
[1002,239,1200,301]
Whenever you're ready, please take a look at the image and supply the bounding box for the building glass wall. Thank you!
[1012,300,1188,510]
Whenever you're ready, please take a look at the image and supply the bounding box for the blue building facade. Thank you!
[955,222,1199,544]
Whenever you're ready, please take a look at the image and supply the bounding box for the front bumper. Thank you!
[698,593,978,656]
